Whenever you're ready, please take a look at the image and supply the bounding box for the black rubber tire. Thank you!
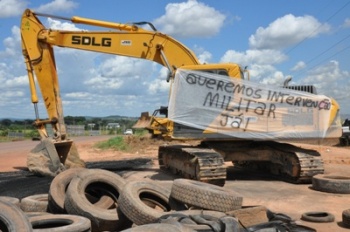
[0,199,32,232]
[312,174,350,194]
[118,180,185,225]
[0,196,20,207]
[48,167,115,213]
[48,168,86,213]
[20,194,49,212]
[342,209,350,228]
[30,214,91,232]
[64,168,131,232]
[301,211,335,223]
[161,210,241,232]
[170,178,243,212]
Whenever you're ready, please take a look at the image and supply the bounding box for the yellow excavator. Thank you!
[21,9,342,184]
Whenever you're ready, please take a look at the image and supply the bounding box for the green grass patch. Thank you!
[95,136,130,151]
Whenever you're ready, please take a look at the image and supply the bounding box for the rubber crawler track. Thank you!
[159,145,226,186]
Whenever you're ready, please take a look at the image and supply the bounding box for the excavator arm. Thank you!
[20,9,243,176]
[21,9,232,139]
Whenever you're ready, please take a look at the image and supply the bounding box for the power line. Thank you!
[285,1,350,55]
[293,33,350,77]
[295,42,350,78]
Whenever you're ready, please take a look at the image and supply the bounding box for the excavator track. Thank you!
[293,152,324,183]
[158,141,324,185]
[206,140,324,184]
[158,145,226,186]
[240,150,324,183]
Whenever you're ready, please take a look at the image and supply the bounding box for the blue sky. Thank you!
[0,0,349,119]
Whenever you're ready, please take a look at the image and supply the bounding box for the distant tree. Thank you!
[64,116,86,125]
[64,116,74,125]
[24,119,33,125]
[14,120,24,126]
[1,119,12,127]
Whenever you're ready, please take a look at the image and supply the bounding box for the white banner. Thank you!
[168,69,341,140]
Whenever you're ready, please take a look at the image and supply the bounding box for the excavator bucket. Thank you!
[133,112,152,129]
[27,139,85,177]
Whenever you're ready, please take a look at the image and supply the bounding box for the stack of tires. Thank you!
[0,168,244,231]
[1,167,332,231]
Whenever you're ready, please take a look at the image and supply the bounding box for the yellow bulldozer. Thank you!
[21,9,342,185]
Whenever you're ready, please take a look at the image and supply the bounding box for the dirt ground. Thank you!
[1,136,350,231]
[76,136,350,231]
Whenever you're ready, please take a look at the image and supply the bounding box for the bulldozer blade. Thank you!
[27,139,85,177]
[133,112,152,129]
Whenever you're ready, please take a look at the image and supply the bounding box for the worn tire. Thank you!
[0,199,32,231]
[21,194,49,212]
[30,214,91,232]
[171,178,243,212]
[48,168,86,213]
[64,168,131,232]
[312,174,350,194]
[301,211,335,223]
[49,167,115,213]
[0,196,20,207]
[342,209,350,228]
[25,211,51,218]
[118,180,185,225]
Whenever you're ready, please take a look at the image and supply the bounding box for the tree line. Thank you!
[0,116,138,137]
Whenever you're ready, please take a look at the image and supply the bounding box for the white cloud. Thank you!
[220,49,287,66]
[343,18,350,28]
[0,0,28,18]
[148,78,170,95]
[302,60,348,90]
[83,56,158,95]
[98,56,150,78]
[47,18,83,30]
[198,51,212,64]
[35,0,78,13]
[301,60,350,114]
[153,0,226,38]
[0,62,10,79]
[246,64,286,85]
[291,61,306,71]
[84,75,124,90]
[192,45,212,63]
[3,91,25,98]
[148,67,171,94]
[0,26,21,58]
[249,14,330,49]
[4,75,28,88]
[64,92,90,99]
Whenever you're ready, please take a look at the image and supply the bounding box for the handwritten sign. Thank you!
[168,69,339,140]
